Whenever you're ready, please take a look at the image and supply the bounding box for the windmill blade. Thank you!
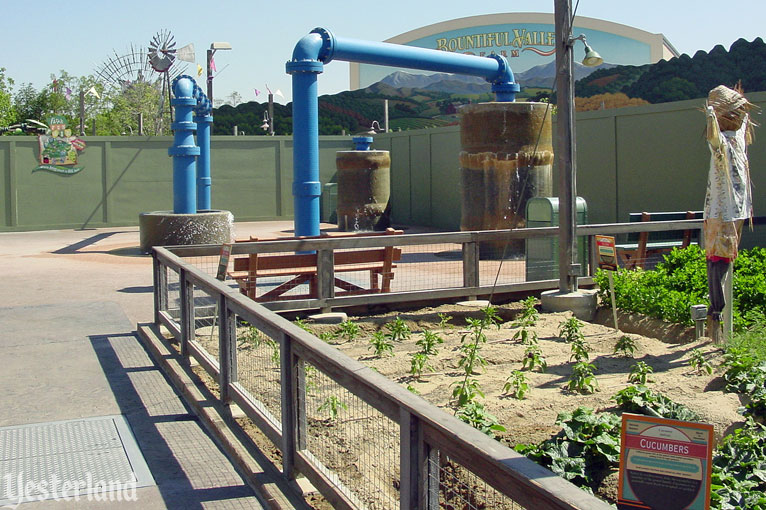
[176,43,195,63]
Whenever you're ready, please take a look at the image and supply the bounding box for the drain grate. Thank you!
[0,415,154,506]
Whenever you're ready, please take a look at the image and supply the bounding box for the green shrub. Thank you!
[594,245,766,331]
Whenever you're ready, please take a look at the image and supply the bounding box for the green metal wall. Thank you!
[2,92,764,232]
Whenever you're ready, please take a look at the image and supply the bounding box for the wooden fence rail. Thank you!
[149,222,706,509]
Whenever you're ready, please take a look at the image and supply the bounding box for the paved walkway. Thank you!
[0,224,300,509]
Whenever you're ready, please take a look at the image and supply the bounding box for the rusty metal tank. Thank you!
[336,139,391,231]
[459,102,553,258]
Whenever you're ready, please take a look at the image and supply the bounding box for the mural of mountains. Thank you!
[211,37,766,135]
[379,60,616,94]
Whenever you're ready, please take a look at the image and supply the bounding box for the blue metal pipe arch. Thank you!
[286,28,520,236]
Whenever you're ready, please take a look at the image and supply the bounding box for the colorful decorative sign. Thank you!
[618,413,714,510]
[216,243,233,281]
[33,115,87,175]
[596,234,618,270]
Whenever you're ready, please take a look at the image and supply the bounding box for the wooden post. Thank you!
[218,295,237,403]
[399,409,429,510]
[179,268,194,358]
[280,332,298,479]
[153,254,168,324]
[462,238,480,290]
[317,248,335,300]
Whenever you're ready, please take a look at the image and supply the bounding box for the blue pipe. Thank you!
[286,28,520,236]
[171,75,214,212]
[168,77,200,214]
[195,113,213,210]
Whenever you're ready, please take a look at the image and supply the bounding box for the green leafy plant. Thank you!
[711,419,766,509]
[451,308,496,407]
[558,317,585,343]
[406,384,420,395]
[482,305,502,329]
[503,370,530,399]
[416,330,443,356]
[456,401,506,438]
[614,335,638,357]
[318,331,335,343]
[721,345,766,419]
[511,300,539,344]
[522,344,547,372]
[410,352,433,379]
[452,317,488,406]
[612,385,701,422]
[303,363,318,394]
[244,326,280,363]
[569,337,591,362]
[567,361,599,394]
[515,407,620,489]
[594,245,766,331]
[334,320,361,342]
[688,348,713,375]
[293,318,313,333]
[317,395,347,422]
[385,317,411,342]
[437,312,453,329]
[368,331,394,358]
[628,361,654,385]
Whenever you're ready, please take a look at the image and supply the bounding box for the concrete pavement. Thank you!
[0,223,304,509]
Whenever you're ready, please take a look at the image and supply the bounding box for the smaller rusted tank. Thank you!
[335,145,391,232]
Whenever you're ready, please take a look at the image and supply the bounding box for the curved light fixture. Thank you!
[570,35,603,67]
[582,43,603,67]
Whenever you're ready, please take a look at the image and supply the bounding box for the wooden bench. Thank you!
[228,228,403,301]
[616,211,702,269]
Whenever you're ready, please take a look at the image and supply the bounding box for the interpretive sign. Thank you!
[595,235,617,270]
[216,243,233,281]
[618,413,714,510]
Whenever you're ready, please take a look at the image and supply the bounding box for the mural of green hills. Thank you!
[212,37,766,136]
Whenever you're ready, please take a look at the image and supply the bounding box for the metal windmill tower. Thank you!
[95,31,189,135]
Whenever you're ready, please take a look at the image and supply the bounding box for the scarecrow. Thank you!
[703,84,757,341]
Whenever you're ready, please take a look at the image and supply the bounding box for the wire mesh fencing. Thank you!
[234,316,283,428]
[430,452,526,510]
[301,361,400,510]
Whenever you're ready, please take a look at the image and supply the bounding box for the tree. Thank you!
[0,68,14,126]
[97,80,168,135]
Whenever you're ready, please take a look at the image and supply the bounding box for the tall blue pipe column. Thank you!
[169,77,200,214]
[286,28,520,236]
[286,39,324,237]
[194,114,213,210]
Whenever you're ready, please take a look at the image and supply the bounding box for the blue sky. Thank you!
[3,0,765,105]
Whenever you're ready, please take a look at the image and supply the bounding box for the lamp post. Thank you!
[206,42,232,106]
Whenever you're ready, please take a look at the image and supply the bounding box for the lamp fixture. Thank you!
[261,111,271,131]
[569,35,603,67]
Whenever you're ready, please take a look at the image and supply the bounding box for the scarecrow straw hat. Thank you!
[707,85,759,136]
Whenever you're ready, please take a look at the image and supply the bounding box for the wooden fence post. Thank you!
[153,254,168,324]
[280,332,300,479]
[218,295,237,403]
[179,268,194,358]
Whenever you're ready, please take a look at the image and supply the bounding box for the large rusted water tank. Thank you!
[335,149,391,231]
[459,102,553,258]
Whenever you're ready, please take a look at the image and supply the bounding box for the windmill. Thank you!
[95,37,187,135]
[148,30,197,132]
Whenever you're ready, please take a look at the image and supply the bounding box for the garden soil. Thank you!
[302,301,743,503]
[192,301,744,506]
